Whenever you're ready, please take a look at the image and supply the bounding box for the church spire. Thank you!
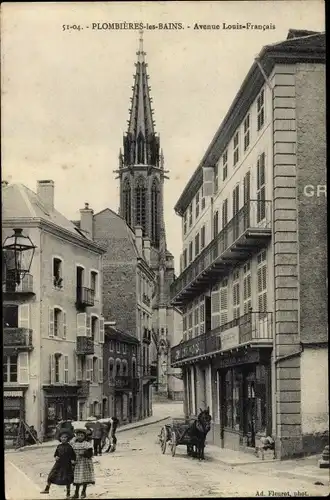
[123,30,160,167]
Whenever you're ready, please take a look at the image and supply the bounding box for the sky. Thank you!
[1,1,325,273]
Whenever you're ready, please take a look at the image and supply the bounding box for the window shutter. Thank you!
[203,167,214,197]
[99,317,105,344]
[49,307,54,337]
[18,304,30,329]
[199,302,205,334]
[244,171,251,203]
[98,358,103,384]
[86,357,92,381]
[220,282,228,325]
[18,352,29,384]
[211,287,220,329]
[76,356,82,381]
[77,312,87,337]
[62,310,67,339]
[50,354,55,384]
[63,355,69,384]
[86,314,91,338]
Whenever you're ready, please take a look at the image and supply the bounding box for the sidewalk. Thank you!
[10,401,184,453]
[204,444,330,487]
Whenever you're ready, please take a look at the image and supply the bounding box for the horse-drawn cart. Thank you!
[159,417,197,457]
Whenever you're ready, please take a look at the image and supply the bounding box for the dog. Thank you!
[255,434,275,460]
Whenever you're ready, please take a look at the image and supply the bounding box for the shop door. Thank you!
[243,369,256,447]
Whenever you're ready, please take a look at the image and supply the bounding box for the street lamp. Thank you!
[2,228,36,285]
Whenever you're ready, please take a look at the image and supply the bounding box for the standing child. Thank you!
[71,428,95,499]
[41,430,76,498]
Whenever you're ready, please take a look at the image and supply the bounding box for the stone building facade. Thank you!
[170,30,327,458]
[3,181,105,441]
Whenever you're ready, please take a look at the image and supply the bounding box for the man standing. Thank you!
[92,419,103,456]
[105,417,119,453]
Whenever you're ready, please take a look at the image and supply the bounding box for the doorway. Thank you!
[242,369,257,447]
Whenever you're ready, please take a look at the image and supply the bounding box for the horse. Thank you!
[187,407,212,460]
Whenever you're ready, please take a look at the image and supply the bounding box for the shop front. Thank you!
[4,388,26,447]
[213,346,272,452]
[43,386,78,440]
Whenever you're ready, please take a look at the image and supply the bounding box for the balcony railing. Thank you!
[77,380,91,398]
[109,376,132,390]
[3,273,34,294]
[76,287,95,309]
[76,336,94,355]
[171,311,273,365]
[142,294,151,306]
[171,200,272,305]
[4,328,33,350]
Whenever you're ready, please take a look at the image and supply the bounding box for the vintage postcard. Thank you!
[2,1,328,499]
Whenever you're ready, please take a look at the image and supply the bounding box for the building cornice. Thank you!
[174,37,326,216]
[3,217,106,254]
[137,257,156,280]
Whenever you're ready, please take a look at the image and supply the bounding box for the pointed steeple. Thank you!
[123,30,160,167]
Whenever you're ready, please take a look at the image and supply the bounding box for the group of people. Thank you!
[41,417,118,499]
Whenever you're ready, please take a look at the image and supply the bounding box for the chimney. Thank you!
[134,226,143,255]
[143,237,151,266]
[37,180,55,210]
[80,202,94,239]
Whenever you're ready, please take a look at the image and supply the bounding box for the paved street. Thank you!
[5,409,329,499]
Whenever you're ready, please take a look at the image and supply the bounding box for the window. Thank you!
[90,271,98,298]
[64,355,69,384]
[4,305,18,327]
[116,342,121,353]
[233,185,240,240]
[4,355,18,383]
[222,150,228,181]
[199,298,205,334]
[193,304,199,337]
[108,358,114,380]
[257,251,267,316]
[201,225,206,249]
[220,279,228,325]
[257,153,266,222]
[214,163,219,193]
[122,360,128,376]
[233,131,239,167]
[244,114,250,151]
[257,89,265,131]
[201,186,206,210]
[183,249,188,269]
[55,354,61,383]
[188,310,193,339]
[243,262,252,313]
[195,233,200,257]
[211,285,220,330]
[92,357,98,383]
[213,210,219,237]
[188,242,193,263]
[91,316,98,342]
[183,212,187,235]
[188,203,193,227]
[183,315,187,338]
[123,343,127,354]
[115,359,121,376]
[195,192,200,219]
[110,340,114,352]
[151,179,160,247]
[123,178,131,226]
[53,258,63,288]
[232,269,240,319]
[54,308,61,337]
[135,177,147,236]
[132,358,137,377]
[222,199,228,227]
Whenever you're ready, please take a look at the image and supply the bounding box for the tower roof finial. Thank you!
[137,29,146,62]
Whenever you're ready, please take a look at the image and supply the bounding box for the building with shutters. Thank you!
[170,30,327,458]
[2,180,105,441]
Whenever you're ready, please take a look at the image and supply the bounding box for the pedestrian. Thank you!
[105,416,119,453]
[91,418,103,456]
[40,430,76,498]
[71,428,95,499]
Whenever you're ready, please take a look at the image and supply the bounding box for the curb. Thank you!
[8,416,171,453]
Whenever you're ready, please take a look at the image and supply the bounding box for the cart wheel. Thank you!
[160,426,167,454]
[171,431,177,457]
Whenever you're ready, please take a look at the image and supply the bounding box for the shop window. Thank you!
[4,355,18,383]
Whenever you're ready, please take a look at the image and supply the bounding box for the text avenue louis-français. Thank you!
[62,22,276,32]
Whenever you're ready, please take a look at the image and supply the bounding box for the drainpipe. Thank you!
[254,56,276,439]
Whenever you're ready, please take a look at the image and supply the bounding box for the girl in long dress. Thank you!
[71,428,95,499]
[41,430,76,498]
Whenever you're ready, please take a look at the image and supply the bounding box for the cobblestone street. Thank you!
[6,418,329,499]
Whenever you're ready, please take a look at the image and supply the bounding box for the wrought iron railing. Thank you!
[170,199,272,299]
[76,336,94,355]
[4,328,33,348]
[77,380,91,397]
[109,376,132,390]
[3,273,34,294]
[170,311,273,364]
[76,286,95,308]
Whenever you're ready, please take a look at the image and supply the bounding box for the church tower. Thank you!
[115,31,183,400]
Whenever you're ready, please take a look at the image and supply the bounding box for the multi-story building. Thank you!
[103,322,140,423]
[3,180,105,441]
[170,30,327,458]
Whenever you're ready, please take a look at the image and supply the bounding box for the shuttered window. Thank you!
[244,114,250,151]
[194,306,199,337]
[213,211,219,237]
[211,286,220,329]
[18,352,29,384]
[98,358,103,384]
[62,311,67,339]
[188,311,193,339]
[222,150,228,181]
[201,225,206,249]
[220,280,228,325]
[76,356,82,381]
[243,262,252,314]
[222,199,228,228]
[18,304,30,329]
[203,166,214,197]
[99,317,105,343]
[64,355,69,384]
[257,153,266,222]
[195,233,200,257]
[257,251,267,315]
[232,270,240,319]
[257,89,265,131]
[199,299,205,334]
[233,131,240,166]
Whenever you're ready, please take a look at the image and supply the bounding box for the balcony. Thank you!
[171,311,273,366]
[171,200,272,306]
[3,274,35,296]
[76,287,95,309]
[142,294,151,307]
[77,380,91,398]
[76,336,94,356]
[109,376,132,390]
[4,328,33,351]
